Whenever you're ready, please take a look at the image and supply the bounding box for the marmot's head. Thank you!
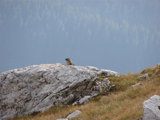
[65,58,70,61]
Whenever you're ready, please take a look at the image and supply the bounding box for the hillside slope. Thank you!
[12,64,160,120]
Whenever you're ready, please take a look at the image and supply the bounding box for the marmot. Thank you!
[65,58,76,66]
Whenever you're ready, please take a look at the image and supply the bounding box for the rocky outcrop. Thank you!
[67,110,81,119]
[138,73,149,79]
[131,83,143,87]
[56,110,81,120]
[143,95,160,120]
[98,69,119,77]
[78,96,91,105]
[0,63,118,120]
[57,119,68,120]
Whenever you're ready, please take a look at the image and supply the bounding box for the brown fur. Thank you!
[65,58,76,66]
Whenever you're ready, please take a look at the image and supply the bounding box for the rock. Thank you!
[79,96,91,104]
[67,110,81,119]
[102,78,110,87]
[138,73,149,79]
[96,78,110,88]
[107,85,116,92]
[98,69,120,77]
[0,64,98,120]
[143,95,160,120]
[131,83,143,87]
[72,101,78,106]
[92,78,110,92]
[57,118,68,120]
[86,66,99,71]
[0,64,119,120]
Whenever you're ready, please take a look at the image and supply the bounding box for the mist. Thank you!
[0,0,160,74]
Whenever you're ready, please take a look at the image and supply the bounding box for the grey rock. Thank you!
[102,78,110,87]
[98,69,120,77]
[72,101,78,106]
[0,64,98,119]
[92,78,110,92]
[79,96,91,104]
[86,66,99,71]
[57,118,68,120]
[138,73,149,79]
[143,95,160,120]
[0,64,119,120]
[107,85,116,92]
[131,83,143,87]
[67,110,81,119]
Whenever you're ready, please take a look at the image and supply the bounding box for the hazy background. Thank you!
[0,0,160,74]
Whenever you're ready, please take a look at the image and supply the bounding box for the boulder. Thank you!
[67,110,81,119]
[143,95,160,120]
[131,83,143,87]
[0,64,98,119]
[0,63,119,120]
[79,96,91,104]
[92,78,110,92]
[98,69,119,77]
[57,118,68,120]
[138,73,149,79]
[86,66,99,71]
[107,85,116,92]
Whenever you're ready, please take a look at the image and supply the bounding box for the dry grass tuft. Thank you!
[11,65,160,120]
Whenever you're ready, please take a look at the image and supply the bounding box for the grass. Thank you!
[11,64,160,120]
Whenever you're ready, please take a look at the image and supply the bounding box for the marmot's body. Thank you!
[65,58,76,66]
